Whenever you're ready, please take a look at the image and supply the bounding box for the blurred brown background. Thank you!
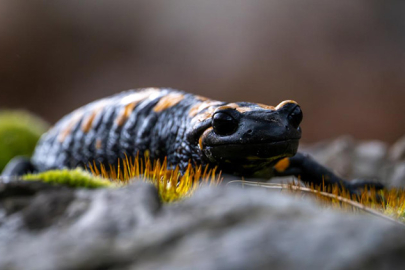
[1,0,404,143]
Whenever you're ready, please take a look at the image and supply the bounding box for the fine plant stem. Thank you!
[227,180,405,227]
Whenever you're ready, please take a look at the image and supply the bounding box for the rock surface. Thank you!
[300,135,405,187]
[1,180,405,270]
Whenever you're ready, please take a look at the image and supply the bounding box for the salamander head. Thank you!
[196,100,302,176]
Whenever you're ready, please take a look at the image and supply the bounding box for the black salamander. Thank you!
[2,88,383,192]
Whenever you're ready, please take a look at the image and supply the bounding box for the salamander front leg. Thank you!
[2,156,36,177]
[273,152,384,193]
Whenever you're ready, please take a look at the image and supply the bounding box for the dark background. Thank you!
[1,0,405,143]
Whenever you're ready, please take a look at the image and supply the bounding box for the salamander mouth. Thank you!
[203,139,299,163]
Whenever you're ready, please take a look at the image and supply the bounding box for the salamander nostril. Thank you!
[247,129,253,135]
[288,106,303,129]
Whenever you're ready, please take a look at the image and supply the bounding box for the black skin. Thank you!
[2,88,383,194]
[273,152,384,192]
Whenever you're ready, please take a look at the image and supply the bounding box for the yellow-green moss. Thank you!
[21,155,222,203]
[0,110,48,173]
[23,168,113,189]
[88,156,222,203]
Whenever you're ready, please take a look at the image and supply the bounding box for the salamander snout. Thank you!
[199,100,302,174]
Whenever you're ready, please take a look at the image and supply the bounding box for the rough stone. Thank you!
[299,136,355,179]
[388,162,405,188]
[22,190,74,230]
[352,141,388,180]
[300,137,398,186]
[389,136,405,162]
[0,181,405,270]
[0,180,71,216]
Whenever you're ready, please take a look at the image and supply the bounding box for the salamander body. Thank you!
[32,88,302,177]
[2,87,384,193]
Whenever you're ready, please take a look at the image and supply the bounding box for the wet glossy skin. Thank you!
[2,87,384,194]
[197,101,302,176]
[31,88,302,177]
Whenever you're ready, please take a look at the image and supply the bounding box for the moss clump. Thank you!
[21,156,222,204]
[88,155,222,203]
[23,168,113,189]
[20,155,222,203]
[0,110,48,173]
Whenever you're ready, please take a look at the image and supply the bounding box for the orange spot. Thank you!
[120,88,160,105]
[95,139,102,150]
[215,103,239,112]
[198,127,213,150]
[235,107,251,113]
[192,111,214,124]
[116,89,162,126]
[189,102,205,117]
[188,101,221,117]
[214,103,251,113]
[275,100,298,110]
[153,93,184,112]
[274,158,290,173]
[115,102,138,126]
[81,113,97,133]
[58,110,84,142]
[81,103,106,133]
[195,95,209,101]
[257,103,275,110]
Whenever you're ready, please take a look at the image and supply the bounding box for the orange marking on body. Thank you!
[215,103,251,113]
[153,93,184,112]
[236,107,252,113]
[195,95,209,101]
[257,103,276,110]
[193,111,213,123]
[58,110,84,142]
[274,158,290,173]
[191,104,221,124]
[81,102,107,133]
[116,89,162,126]
[115,102,138,126]
[215,103,239,111]
[120,88,160,106]
[189,102,204,117]
[275,100,298,110]
[192,102,253,125]
[198,127,213,150]
[95,139,102,150]
[189,101,221,117]
[81,112,97,133]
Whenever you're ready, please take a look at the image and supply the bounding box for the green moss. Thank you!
[23,168,113,189]
[0,110,49,172]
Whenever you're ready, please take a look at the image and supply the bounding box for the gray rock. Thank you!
[388,162,405,188]
[352,141,388,180]
[300,136,355,178]
[301,137,392,185]
[389,136,405,162]
[0,181,405,270]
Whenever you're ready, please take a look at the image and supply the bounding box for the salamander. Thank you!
[2,88,383,192]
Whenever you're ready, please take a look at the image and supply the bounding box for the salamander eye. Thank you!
[212,111,239,136]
